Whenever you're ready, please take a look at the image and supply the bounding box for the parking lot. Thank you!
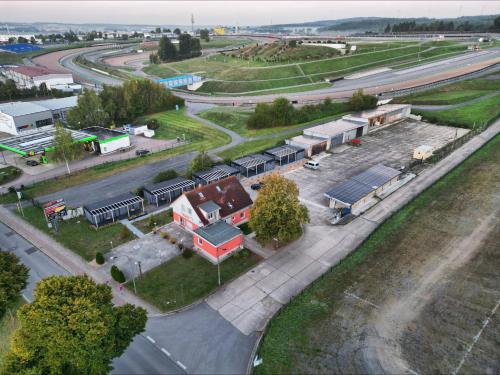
[282,120,469,225]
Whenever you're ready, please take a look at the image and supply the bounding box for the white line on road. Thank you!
[161,348,171,356]
[176,361,187,370]
[146,336,156,344]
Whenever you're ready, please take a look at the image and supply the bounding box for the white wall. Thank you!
[0,113,17,135]
[33,74,74,89]
[98,136,130,154]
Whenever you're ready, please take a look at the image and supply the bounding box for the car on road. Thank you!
[26,160,40,167]
[251,182,264,190]
[304,160,320,170]
[135,149,149,156]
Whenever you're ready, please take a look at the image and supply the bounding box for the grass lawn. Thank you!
[414,94,500,129]
[201,37,253,49]
[0,166,21,185]
[255,134,500,375]
[129,249,261,312]
[17,205,135,261]
[0,298,23,368]
[0,109,230,204]
[142,64,181,78]
[133,209,173,234]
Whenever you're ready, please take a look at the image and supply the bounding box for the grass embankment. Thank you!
[129,249,260,312]
[16,205,134,261]
[0,298,23,367]
[0,166,21,185]
[0,109,230,204]
[132,209,173,234]
[201,37,253,49]
[415,94,500,129]
[394,73,500,105]
[256,134,500,374]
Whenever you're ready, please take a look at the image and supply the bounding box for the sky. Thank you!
[1,1,499,26]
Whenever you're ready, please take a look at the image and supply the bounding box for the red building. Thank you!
[171,176,253,262]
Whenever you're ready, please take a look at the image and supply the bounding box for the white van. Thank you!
[304,160,320,170]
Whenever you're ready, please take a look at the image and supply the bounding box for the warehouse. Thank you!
[286,135,327,158]
[264,145,305,166]
[303,119,368,147]
[324,164,401,216]
[231,154,275,178]
[0,101,53,135]
[342,104,411,131]
[2,66,74,89]
[83,127,130,154]
[0,125,95,156]
[143,177,196,207]
[192,164,240,186]
[32,96,78,122]
[83,192,144,228]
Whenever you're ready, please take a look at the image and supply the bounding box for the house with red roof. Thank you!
[171,176,253,262]
[4,66,74,90]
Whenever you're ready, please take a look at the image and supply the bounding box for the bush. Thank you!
[146,118,160,130]
[160,231,169,240]
[182,248,194,258]
[111,265,126,283]
[120,226,133,240]
[95,252,105,265]
[170,237,177,244]
[134,186,144,197]
[153,169,178,183]
[177,243,184,251]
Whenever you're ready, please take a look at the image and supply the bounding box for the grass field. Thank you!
[256,134,500,374]
[142,64,181,78]
[201,37,253,49]
[17,205,135,261]
[0,110,230,204]
[133,209,173,234]
[414,94,500,129]
[0,298,22,368]
[129,249,260,312]
[0,166,21,185]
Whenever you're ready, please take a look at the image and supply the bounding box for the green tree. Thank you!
[0,252,29,319]
[67,89,109,129]
[384,24,391,33]
[199,29,210,42]
[288,40,297,48]
[494,16,500,30]
[51,121,83,174]
[178,33,192,58]
[348,89,377,111]
[17,36,29,43]
[190,150,214,173]
[158,36,177,61]
[173,28,181,35]
[190,37,202,57]
[271,97,295,126]
[153,169,178,183]
[2,275,146,374]
[155,27,161,34]
[250,174,309,244]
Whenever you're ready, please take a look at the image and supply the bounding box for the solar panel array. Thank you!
[85,193,143,215]
[193,164,238,184]
[232,154,273,169]
[266,145,304,159]
[352,164,401,189]
[144,177,195,196]
[0,43,42,54]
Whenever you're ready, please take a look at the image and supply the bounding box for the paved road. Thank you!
[0,221,183,374]
[412,89,500,111]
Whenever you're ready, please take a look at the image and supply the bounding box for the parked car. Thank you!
[135,149,149,156]
[251,182,264,190]
[26,160,39,167]
[304,160,320,170]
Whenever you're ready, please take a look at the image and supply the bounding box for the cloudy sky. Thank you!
[1,1,499,26]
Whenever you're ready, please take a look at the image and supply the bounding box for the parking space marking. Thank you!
[146,335,155,344]
[161,348,171,356]
[176,361,187,370]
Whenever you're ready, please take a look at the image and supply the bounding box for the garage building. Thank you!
[32,96,78,122]
[0,102,53,135]
[83,126,130,154]
[231,154,275,178]
[143,177,196,207]
[264,145,305,166]
[83,192,144,228]
[342,104,411,131]
[3,66,74,89]
[192,164,240,186]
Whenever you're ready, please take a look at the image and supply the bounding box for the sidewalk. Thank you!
[205,120,500,335]
[0,205,159,314]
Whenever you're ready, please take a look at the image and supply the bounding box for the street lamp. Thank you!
[110,255,137,294]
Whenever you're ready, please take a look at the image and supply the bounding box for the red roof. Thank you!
[9,66,60,77]
[184,176,253,225]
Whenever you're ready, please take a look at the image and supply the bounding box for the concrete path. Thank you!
[205,119,500,336]
[120,218,145,238]
[412,90,500,111]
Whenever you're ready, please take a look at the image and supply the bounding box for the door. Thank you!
[356,126,363,138]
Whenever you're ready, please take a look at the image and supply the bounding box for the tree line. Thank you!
[0,79,73,102]
[385,16,500,33]
[67,80,184,129]
[246,91,376,130]
[150,34,202,64]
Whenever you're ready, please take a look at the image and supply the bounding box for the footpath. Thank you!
[205,120,500,335]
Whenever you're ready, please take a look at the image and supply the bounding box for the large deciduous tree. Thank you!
[348,89,378,111]
[51,121,83,174]
[0,252,29,319]
[158,36,177,61]
[250,174,309,244]
[67,89,109,129]
[2,275,147,375]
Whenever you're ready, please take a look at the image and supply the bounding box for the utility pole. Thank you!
[191,13,195,33]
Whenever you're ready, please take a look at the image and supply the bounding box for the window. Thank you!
[227,202,233,209]
[198,192,205,199]
[216,185,221,192]
[207,211,215,220]
[198,237,203,245]
[240,212,245,218]
[35,118,53,128]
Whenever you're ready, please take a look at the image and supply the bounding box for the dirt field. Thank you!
[103,51,151,68]
[256,135,500,374]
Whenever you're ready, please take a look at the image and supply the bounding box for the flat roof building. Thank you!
[32,96,78,122]
[3,66,74,90]
[192,164,240,186]
[83,126,130,154]
[83,192,144,228]
[342,104,411,130]
[231,154,275,178]
[193,220,244,263]
[264,145,305,166]
[143,177,196,207]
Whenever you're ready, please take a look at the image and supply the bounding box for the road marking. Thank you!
[161,348,171,356]
[176,361,187,370]
[146,335,155,344]
[453,299,500,375]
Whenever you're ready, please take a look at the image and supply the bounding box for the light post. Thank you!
[135,261,143,278]
[217,248,221,287]
[110,255,137,294]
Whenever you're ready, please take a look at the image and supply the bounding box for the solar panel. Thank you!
[324,180,374,205]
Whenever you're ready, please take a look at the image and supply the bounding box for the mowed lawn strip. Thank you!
[129,250,261,312]
[0,109,230,204]
[255,134,500,375]
[16,205,135,261]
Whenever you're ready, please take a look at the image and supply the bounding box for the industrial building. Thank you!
[231,154,275,178]
[0,96,79,135]
[83,193,144,228]
[192,164,240,186]
[143,177,196,207]
[83,127,130,155]
[324,164,401,216]
[342,104,411,131]
[2,66,75,90]
[264,145,305,166]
